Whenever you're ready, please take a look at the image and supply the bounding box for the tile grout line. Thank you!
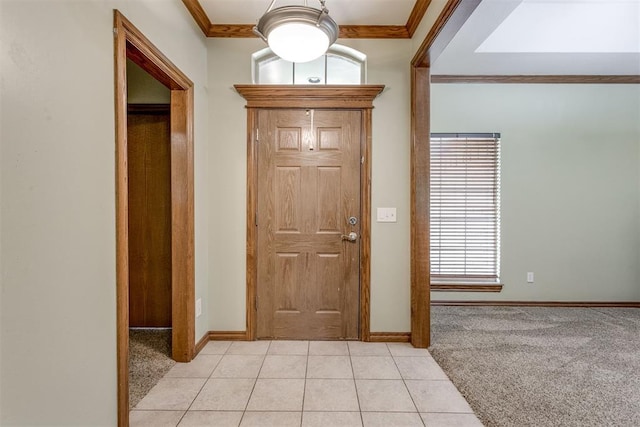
[172,342,229,426]
[238,340,271,426]
[346,342,365,427]
[300,341,310,427]
[387,343,427,427]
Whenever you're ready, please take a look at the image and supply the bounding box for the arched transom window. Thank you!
[252,44,367,85]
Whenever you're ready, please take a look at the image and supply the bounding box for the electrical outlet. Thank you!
[527,272,534,283]
[196,298,202,317]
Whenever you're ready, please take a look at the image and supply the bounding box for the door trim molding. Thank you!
[369,332,411,342]
[235,85,384,341]
[409,0,478,349]
[114,11,195,427]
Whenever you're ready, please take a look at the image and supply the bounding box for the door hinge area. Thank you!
[361,156,365,165]
[256,128,259,141]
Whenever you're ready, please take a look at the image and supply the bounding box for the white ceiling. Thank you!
[199,0,417,26]
[432,0,640,75]
[476,1,640,54]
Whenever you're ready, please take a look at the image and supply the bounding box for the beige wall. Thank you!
[5,0,637,425]
[205,35,640,335]
[127,59,171,104]
[0,0,208,424]
[0,41,3,419]
[206,38,417,332]
[431,83,640,301]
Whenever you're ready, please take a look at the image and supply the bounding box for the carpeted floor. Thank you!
[429,306,640,427]
[129,328,175,408]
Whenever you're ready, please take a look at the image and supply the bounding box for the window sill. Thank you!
[431,283,503,293]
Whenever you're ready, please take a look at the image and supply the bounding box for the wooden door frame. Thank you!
[114,11,195,427]
[235,85,384,341]
[409,0,482,348]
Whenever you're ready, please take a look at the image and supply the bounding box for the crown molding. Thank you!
[183,0,431,39]
[407,0,432,37]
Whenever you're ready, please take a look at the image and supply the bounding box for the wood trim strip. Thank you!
[208,24,411,39]
[360,108,373,342]
[209,331,251,340]
[127,103,171,114]
[182,0,423,39]
[246,108,258,341]
[339,25,409,39]
[233,85,385,109]
[412,0,460,67]
[181,0,212,36]
[432,301,640,308]
[431,284,503,292]
[208,24,255,38]
[170,87,196,363]
[410,66,431,349]
[369,332,411,343]
[195,332,211,355]
[412,0,481,67]
[120,19,192,90]
[431,75,640,84]
[114,12,129,427]
[406,0,433,37]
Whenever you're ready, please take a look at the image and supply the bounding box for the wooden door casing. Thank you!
[257,109,362,339]
[236,84,384,343]
[116,12,196,426]
[127,111,172,327]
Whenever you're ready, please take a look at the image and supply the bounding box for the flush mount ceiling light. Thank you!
[253,0,339,63]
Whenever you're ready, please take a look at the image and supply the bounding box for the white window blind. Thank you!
[430,133,501,281]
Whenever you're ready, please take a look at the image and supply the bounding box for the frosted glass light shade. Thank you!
[254,5,338,64]
[269,23,330,63]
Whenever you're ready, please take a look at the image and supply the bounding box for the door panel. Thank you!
[127,112,172,327]
[257,109,361,339]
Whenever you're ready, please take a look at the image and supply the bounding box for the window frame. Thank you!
[251,44,367,85]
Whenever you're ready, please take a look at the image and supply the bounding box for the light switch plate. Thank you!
[377,207,397,223]
[196,298,202,317]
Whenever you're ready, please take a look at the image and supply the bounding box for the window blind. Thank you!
[430,133,501,281]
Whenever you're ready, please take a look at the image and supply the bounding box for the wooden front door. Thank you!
[257,109,362,339]
[127,110,172,327]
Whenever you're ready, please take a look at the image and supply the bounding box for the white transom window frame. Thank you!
[251,44,367,85]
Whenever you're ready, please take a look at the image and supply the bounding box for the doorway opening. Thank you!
[114,11,195,427]
[126,60,174,407]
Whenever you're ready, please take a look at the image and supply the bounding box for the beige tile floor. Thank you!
[130,341,483,427]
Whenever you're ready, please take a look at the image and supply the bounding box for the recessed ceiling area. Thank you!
[186,0,429,38]
[432,0,640,75]
[477,0,640,54]
[183,0,640,75]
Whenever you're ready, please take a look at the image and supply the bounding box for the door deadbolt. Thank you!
[348,216,358,226]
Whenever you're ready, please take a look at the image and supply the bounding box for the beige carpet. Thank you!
[430,306,640,427]
[129,328,175,408]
